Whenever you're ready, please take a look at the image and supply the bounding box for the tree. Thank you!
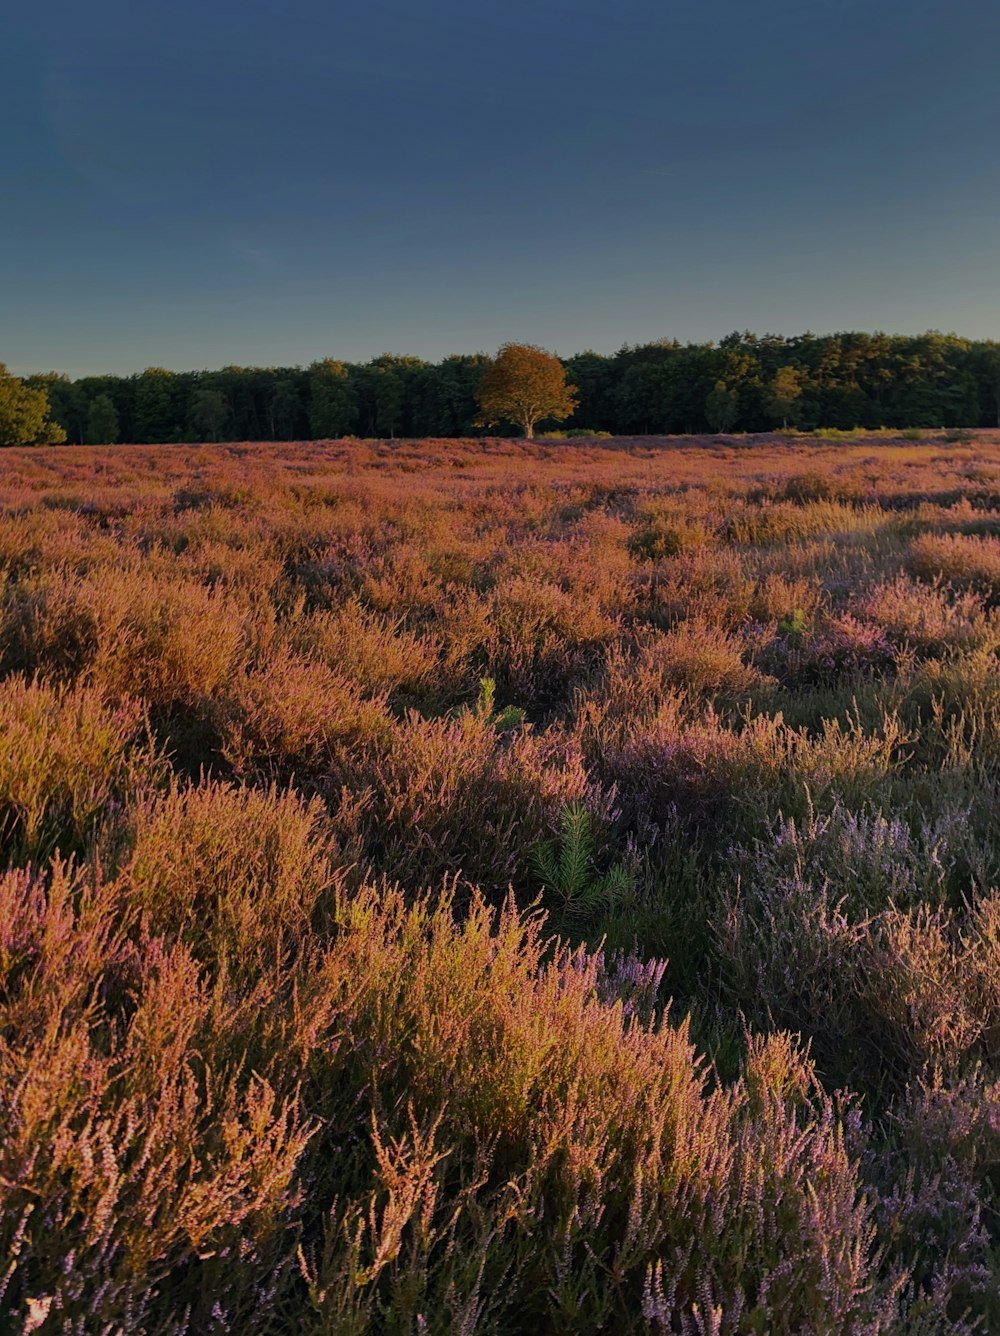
[26,372,77,441]
[308,359,357,438]
[973,342,1000,428]
[476,343,577,439]
[86,393,119,444]
[267,376,307,440]
[766,365,804,430]
[188,388,229,442]
[135,368,179,442]
[705,380,740,433]
[0,365,66,445]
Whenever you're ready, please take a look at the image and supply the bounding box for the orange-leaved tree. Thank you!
[476,343,578,439]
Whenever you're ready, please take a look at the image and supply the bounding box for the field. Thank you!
[5,430,1000,1333]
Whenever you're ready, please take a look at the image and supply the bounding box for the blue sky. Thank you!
[4,0,999,375]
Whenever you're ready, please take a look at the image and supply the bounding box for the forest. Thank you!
[23,329,1000,444]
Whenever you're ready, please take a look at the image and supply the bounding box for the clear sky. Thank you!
[4,0,999,376]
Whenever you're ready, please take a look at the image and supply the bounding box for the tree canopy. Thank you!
[9,330,1000,445]
[475,343,578,439]
[0,365,66,446]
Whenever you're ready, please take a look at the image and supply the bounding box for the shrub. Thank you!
[1,566,251,709]
[298,888,901,1334]
[3,435,1000,1329]
[344,707,614,893]
[119,779,346,972]
[905,532,1000,599]
[293,599,443,703]
[861,576,999,657]
[215,649,392,785]
[0,861,314,1334]
[645,619,765,696]
[0,675,157,865]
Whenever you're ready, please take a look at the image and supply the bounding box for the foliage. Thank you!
[475,341,578,439]
[531,801,635,923]
[705,378,740,433]
[0,434,999,1327]
[85,393,119,445]
[767,364,805,429]
[0,363,66,446]
[19,329,1000,444]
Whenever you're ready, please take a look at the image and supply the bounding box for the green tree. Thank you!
[267,376,306,440]
[973,342,1000,427]
[372,365,404,438]
[134,368,179,442]
[766,365,804,430]
[705,380,740,433]
[188,388,229,442]
[0,365,66,445]
[308,359,357,438]
[26,372,77,441]
[476,343,577,439]
[86,394,119,444]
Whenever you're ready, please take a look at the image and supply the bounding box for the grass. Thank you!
[2,429,1000,1331]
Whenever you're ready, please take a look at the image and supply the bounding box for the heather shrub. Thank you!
[724,499,879,545]
[746,570,824,624]
[2,437,1000,1330]
[297,889,900,1334]
[640,546,756,628]
[120,779,345,971]
[717,847,1000,1100]
[1,566,250,709]
[732,804,959,918]
[867,1068,1000,1330]
[0,675,156,865]
[780,471,864,506]
[628,511,715,561]
[348,708,614,892]
[604,703,907,837]
[645,619,765,696]
[861,575,1000,657]
[762,613,897,687]
[483,572,616,699]
[905,531,1000,598]
[293,599,443,703]
[0,862,314,1334]
[178,535,287,599]
[893,648,1000,774]
[215,649,392,785]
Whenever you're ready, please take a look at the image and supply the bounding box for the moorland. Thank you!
[4,431,1000,1333]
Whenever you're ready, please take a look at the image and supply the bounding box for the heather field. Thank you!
[7,430,1000,1334]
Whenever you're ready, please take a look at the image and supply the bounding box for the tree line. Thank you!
[13,329,1000,445]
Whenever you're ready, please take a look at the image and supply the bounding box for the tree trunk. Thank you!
[523,418,535,440]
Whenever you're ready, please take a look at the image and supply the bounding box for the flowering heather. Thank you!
[1,430,1000,1331]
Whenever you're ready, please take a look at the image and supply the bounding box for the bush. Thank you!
[3,435,1000,1327]
[0,675,158,864]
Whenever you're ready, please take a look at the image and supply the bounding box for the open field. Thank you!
[6,431,1000,1332]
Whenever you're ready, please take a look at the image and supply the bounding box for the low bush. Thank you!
[1,435,1000,1327]
[905,531,1000,598]
[0,675,157,864]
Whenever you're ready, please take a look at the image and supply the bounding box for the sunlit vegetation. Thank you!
[16,328,1000,445]
[4,430,1000,1331]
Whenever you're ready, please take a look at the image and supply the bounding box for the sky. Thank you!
[3,0,1000,377]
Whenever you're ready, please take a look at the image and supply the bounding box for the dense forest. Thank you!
[23,330,1000,443]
